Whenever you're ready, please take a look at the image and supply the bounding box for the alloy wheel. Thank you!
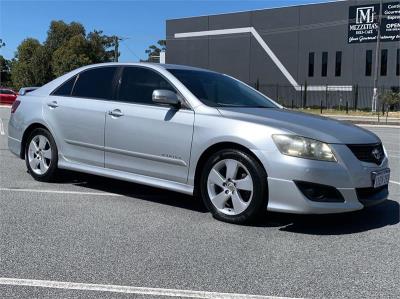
[27,135,52,175]
[207,158,254,215]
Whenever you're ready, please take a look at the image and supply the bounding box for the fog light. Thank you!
[295,181,344,203]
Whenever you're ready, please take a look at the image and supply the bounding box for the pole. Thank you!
[372,0,383,113]
[325,85,328,110]
[114,36,119,62]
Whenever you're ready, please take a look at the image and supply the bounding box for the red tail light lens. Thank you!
[11,100,21,113]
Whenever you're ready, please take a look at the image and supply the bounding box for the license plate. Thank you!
[372,169,390,188]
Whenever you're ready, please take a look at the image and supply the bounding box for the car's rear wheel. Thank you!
[200,149,268,224]
[25,128,58,182]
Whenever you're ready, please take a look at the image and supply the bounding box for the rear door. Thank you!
[104,66,194,183]
[45,66,119,167]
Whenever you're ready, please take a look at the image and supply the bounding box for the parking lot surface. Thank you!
[0,106,399,299]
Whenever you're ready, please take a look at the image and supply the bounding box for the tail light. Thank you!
[11,100,21,113]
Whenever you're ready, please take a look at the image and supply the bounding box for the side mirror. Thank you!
[152,89,181,106]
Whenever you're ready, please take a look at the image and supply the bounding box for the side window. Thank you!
[52,75,77,96]
[72,67,118,99]
[118,67,176,105]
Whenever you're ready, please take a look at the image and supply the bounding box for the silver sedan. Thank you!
[8,63,390,224]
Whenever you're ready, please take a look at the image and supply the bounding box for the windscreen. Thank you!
[167,69,277,108]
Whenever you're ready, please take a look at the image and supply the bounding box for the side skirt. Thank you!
[58,156,194,195]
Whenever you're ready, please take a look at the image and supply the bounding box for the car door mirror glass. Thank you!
[152,89,180,106]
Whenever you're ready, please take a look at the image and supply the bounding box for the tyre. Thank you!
[200,149,268,224]
[25,128,58,182]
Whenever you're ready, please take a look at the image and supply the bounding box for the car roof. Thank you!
[76,62,214,73]
[157,63,214,72]
[29,62,218,97]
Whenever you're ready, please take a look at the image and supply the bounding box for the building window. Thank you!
[396,49,399,76]
[321,52,328,77]
[335,51,342,77]
[380,49,388,76]
[365,50,372,76]
[308,52,314,77]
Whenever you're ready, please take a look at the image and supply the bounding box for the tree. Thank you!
[86,30,116,63]
[1,26,118,88]
[45,21,85,53]
[31,46,52,86]
[46,21,115,76]
[9,21,116,88]
[51,35,92,77]
[11,38,51,89]
[51,31,116,77]
[143,40,166,62]
[380,90,400,115]
[0,55,12,86]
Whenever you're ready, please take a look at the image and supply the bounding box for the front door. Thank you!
[104,66,194,184]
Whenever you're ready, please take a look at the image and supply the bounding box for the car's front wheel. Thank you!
[25,128,58,182]
[200,149,268,224]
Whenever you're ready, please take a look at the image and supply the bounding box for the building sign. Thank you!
[348,1,400,44]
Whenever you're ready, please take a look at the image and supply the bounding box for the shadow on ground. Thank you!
[271,199,399,235]
[54,169,207,213]
[55,169,399,235]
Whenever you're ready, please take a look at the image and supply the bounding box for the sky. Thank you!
[0,0,333,62]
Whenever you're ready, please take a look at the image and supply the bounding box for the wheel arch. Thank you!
[20,123,51,159]
[193,142,267,196]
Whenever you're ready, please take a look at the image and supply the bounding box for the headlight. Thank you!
[272,135,336,162]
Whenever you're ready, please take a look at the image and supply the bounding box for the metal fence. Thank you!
[255,84,400,111]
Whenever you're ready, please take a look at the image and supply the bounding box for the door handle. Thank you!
[47,101,58,109]
[108,109,124,117]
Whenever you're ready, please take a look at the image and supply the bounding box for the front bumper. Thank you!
[253,143,389,214]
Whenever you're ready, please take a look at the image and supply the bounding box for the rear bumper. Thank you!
[8,136,22,158]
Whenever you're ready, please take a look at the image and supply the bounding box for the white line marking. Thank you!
[0,278,297,299]
[383,142,400,147]
[357,124,400,128]
[390,180,400,186]
[175,27,352,92]
[0,117,5,135]
[0,187,122,197]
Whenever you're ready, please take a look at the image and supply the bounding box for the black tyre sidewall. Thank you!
[200,149,268,224]
[25,128,58,182]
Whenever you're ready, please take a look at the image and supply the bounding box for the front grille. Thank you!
[347,143,384,165]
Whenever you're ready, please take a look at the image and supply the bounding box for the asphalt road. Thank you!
[0,106,399,299]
